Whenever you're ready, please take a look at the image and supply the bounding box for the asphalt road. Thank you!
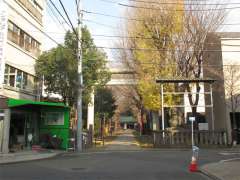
[0,149,232,180]
[1,130,238,180]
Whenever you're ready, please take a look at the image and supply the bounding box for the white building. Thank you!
[0,0,45,100]
[0,0,45,153]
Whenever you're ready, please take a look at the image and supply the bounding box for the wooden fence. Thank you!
[152,130,228,147]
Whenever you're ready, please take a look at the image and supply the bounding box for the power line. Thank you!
[128,0,240,6]
[95,46,240,52]
[82,9,145,22]
[48,0,71,28]
[98,0,240,11]
[118,3,240,11]
[82,9,240,26]
[92,36,240,47]
[17,29,240,49]
[83,19,118,29]
[108,61,240,67]
[58,0,79,39]
[46,2,67,32]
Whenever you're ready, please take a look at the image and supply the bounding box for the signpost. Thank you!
[189,116,195,147]
[188,116,199,172]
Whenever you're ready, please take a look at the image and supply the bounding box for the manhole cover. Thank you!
[71,168,86,171]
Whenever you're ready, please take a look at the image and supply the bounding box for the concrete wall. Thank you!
[203,33,228,132]
[203,33,240,142]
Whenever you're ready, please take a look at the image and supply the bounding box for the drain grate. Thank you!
[71,167,86,171]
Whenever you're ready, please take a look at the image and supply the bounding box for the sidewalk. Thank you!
[104,129,141,151]
[201,150,240,180]
[0,150,63,164]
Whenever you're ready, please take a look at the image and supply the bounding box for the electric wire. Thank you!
[82,9,240,26]
[47,1,67,32]
[58,0,79,39]
[97,0,240,11]
[48,0,71,28]
[100,0,240,6]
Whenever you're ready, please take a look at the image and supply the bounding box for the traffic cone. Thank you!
[189,156,198,172]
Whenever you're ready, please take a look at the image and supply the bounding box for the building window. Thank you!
[7,21,20,44]
[23,72,28,90]
[4,64,36,93]
[43,112,64,126]
[24,34,31,52]
[7,21,41,57]
[16,70,22,88]
[16,0,42,23]
[30,0,42,12]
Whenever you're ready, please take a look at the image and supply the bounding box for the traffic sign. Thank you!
[189,117,196,122]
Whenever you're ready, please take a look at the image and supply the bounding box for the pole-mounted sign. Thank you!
[189,116,195,147]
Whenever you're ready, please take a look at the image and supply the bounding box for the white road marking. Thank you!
[220,157,240,163]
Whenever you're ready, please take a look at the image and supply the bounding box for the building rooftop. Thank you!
[217,32,240,39]
[156,78,216,84]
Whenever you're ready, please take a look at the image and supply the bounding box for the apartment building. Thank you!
[0,0,46,153]
[0,0,44,100]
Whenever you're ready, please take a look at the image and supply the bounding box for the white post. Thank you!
[87,91,94,130]
[189,116,195,148]
[161,84,165,140]
[76,0,83,151]
[210,83,215,131]
[2,109,10,153]
[161,84,165,131]
[191,120,194,147]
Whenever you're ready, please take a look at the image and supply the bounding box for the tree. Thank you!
[124,0,181,111]
[174,1,226,117]
[114,0,183,132]
[119,0,226,120]
[223,65,240,129]
[94,88,117,135]
[95,88,117,119]
[36,26,111,107]
[36,46,77,105]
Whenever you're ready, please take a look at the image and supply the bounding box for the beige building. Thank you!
[1,0,45,100]
[0,0,45,153]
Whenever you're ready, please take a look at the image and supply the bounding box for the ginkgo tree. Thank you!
[117,0,227,131]
[115,0,183,131]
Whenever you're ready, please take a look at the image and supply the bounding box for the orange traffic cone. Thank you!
[189,156,198,172]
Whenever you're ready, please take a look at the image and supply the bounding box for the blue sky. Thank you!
[43,0,240,61]
[43,0,125,62]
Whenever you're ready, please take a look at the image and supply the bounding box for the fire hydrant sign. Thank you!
[0,0,7,86]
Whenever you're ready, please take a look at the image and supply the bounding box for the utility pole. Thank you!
[76,0,83,151]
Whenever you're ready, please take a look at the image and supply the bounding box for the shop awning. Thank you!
[7,98,68,108]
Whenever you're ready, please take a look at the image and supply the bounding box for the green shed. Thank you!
[7,98,70,150]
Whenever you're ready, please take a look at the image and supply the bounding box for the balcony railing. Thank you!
[8,31,41,57]
[17,0,42,23]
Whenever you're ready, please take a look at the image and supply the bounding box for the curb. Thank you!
[0,152,64,165]
[199,166,223,180]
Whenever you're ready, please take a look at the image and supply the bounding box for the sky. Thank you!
[43,0,125,59]
[43,0,240,63]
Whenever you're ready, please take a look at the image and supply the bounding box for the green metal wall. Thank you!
[39,107,70,149]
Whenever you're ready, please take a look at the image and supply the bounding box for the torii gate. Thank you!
[156,78,216,131]
[87,76,136,130]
